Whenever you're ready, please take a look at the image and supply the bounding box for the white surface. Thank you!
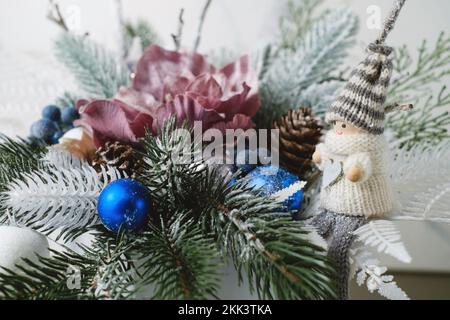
[0,0,449,275]
[0,225,50,272]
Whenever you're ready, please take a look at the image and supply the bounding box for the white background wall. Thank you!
[1,0,450,57]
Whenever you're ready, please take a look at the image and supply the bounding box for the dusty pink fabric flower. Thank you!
[133,45,260,132]
[75,99,153,148]
[76,45,260,147]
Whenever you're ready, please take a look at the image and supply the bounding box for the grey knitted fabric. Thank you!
[310,210,366,300]
[325,0,407,134]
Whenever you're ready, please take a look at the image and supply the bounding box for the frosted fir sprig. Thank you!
[353,220,412,263]
[256,8,358,128]
[54,33,130,98]
[3,165,125,240]
[350,246,409,300]
[390,141,450,223]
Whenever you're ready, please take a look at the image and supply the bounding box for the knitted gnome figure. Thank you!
[310,0,412,300]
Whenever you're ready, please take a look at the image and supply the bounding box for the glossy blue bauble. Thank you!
[97,179,152,233]
[245,165,303,211]
[61,107,80,125]
[30,119,58,141]
[42,105,61,122]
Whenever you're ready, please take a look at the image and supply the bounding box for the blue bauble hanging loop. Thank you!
[97,179,152,233]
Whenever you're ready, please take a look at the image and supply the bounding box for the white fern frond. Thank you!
[354,220,412,263]
[350,244,409,300]
[42,147,85,169]
[4,165,125,239]
[263,9,358,104]
[296,80,343,116]
[390,141,450,223]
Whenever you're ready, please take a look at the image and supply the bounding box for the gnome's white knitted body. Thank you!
[316,131,393,218]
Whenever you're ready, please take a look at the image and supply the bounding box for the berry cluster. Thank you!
[30,105,80,144]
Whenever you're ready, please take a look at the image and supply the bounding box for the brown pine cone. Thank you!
[273,108,323,179]
[92,141,143,178]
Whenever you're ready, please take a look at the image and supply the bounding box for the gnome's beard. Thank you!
[324,130,386,155]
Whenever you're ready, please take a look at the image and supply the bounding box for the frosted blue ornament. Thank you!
[97,179,152,233]
[245,165,303,211]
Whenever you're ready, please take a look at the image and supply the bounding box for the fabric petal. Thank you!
[76,99,153,147]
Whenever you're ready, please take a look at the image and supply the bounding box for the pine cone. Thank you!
[273,108,323,179]
[92,141,143,178]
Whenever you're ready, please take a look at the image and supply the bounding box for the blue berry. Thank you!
[42,105,61,122]
[30,119,58,141]
[61,107,80,125]
[51,130,64,145]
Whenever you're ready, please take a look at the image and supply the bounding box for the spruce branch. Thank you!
[55,91,80,108]
[197,172,337,299]
[0,135,46,193]
[387,33,450,149]
[0,230,141,300]
[138,119,337,299]
[136,214,221,299]
[54,33,130,98]
[279,0,325,50]
[124,19,160,53]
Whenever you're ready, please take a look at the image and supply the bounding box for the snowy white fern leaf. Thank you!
[350,244,409,300]
[296,81,343,116]
[264,9,357,103]
[353,220,412,263]
[390,141,450,223]
[42,147,85,169]
[4,165,124,239]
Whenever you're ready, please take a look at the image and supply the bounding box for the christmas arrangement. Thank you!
[0,0,450,300]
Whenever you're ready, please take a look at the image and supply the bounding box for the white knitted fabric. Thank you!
[316,131,393,218]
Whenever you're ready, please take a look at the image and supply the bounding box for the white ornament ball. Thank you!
[0,226,50,273]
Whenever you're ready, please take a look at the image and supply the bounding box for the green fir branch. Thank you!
[124,19,160,53]
[279,0,325,50]
[387,32,450,149]
[138,119,337,299]
[256,8,358,128]
[54,33,130,98]
[0,229,142,300]
[55,91,80,108]
[0,135,46,193]
[137,214,221,299]
[196,170,337,299]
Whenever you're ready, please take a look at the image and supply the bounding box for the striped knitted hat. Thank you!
[325,0,407,135]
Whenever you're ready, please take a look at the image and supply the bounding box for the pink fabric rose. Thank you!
[133,45,260,133]
[76,45,260,147]
[75,99,153,148]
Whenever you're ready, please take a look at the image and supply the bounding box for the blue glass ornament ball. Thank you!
[245,165,303,211]
[97,179,152,233]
